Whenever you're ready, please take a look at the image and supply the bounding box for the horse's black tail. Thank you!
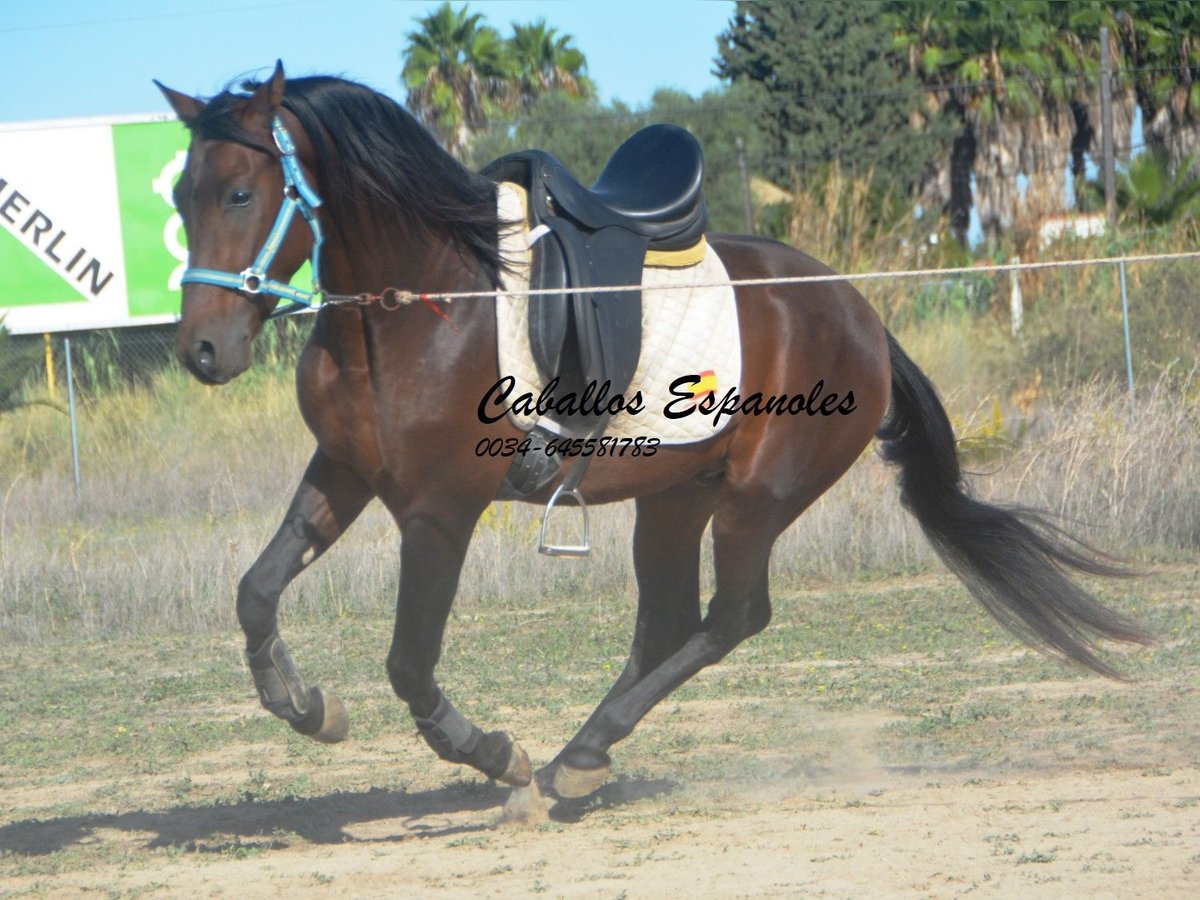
[876,332,1154,678]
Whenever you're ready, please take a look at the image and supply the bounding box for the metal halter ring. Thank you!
[240,270,264,294]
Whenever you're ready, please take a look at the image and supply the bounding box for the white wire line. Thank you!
[0,1,334,33]
[347,248,1200,305]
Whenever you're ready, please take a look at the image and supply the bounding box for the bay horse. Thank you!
[156,63,1149,806]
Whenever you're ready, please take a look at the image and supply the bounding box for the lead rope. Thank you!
[314,288,459,330]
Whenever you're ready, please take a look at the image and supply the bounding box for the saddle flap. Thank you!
[522,216,645,402]
[527,224,569,381]
[543,219,644,406]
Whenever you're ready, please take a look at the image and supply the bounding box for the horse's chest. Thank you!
[296,342,384,476]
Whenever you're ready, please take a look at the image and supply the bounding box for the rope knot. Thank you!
[378,287,414,311]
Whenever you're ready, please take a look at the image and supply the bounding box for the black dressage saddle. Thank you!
[483,124,708,433]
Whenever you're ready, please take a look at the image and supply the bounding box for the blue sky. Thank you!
[0,0,736,123]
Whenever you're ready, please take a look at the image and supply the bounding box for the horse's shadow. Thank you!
[0,776,678,857]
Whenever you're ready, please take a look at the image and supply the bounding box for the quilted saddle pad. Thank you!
[494,182,741,445]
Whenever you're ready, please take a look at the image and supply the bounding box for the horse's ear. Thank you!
[244,60,286,122]
[154,81,205,125]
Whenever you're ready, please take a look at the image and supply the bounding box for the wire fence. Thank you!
[2,244,1198,645]
[2,245,1198,500]
[1,328,176,406]
[0,249,1193,383]
[1,318,307,410]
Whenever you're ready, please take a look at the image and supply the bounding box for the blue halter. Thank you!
[181,116,325,317]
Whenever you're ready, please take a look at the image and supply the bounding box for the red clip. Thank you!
[419,293,457,331]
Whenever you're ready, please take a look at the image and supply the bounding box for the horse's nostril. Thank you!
[196,340,217,376]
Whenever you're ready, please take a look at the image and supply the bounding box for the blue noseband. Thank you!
[181,116,325,316]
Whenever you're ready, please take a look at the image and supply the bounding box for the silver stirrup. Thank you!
[538,484,591,557]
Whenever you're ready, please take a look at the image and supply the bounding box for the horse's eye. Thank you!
[229,190,253,207]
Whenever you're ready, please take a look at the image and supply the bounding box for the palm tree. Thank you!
[1115,1,1200,173]
[401,2,514,155]
[892,1,1038,244]
[890,0,1133,245]
[1021,5,1137,217]
[1088,148,1200,226]
[508,20,594,113]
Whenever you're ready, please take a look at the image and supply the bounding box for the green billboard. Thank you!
[113,120,192,320]
[1,115,312,335]
[0,115,190,333]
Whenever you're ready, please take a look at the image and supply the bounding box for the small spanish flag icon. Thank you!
[690,369,718,406]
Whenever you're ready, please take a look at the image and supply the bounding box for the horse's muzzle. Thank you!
[177,330,251,385]
[178,338,225,384]
[193,340,220,381]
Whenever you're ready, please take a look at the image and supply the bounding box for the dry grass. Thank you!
[772,368,1200,586]
[0,335,1195,643]
[1,559,1196,896]
[2,219,1196,642]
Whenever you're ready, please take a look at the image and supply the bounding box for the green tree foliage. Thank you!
[886,0,1118,246]
[717,1,1200,247]
[891,0,1200,244]
[401,4,595,156]
[715,1,951,198]
[508,20,594,113]
[467,92,634,183]
[1113,0,1200,169]
[1088,148,1200,228]
[401,2,514,155]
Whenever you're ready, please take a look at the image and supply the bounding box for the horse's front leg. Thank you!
[385,505,533,788]
[238,450,373,742]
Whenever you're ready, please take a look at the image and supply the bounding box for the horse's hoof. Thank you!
[553,760,611,799]
[501,779,548,825]
[497,739,533,787]
[311,688,349,743]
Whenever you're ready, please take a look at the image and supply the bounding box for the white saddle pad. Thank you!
[494,183,741,445]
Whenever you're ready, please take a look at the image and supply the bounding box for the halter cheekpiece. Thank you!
[181,116,326,317]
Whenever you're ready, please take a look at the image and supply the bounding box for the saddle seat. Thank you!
[591,124,706,227]
[483,123,707,252]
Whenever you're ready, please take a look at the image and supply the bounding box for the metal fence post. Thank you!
[1009,256,1023,335]
[63,336,82,500]
[1118,260,1135,419]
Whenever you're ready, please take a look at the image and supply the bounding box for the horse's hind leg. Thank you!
[541,481,716,794]
[238,450,372,742]
[617,482,718,688]
[549,493,780,798]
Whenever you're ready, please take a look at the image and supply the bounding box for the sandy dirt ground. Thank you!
[3,717,1197,898]
[4,569,1197,897]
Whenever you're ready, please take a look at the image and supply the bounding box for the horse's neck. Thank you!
[322,223,489,299]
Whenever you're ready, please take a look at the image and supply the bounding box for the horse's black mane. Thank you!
[189,75,503,285]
